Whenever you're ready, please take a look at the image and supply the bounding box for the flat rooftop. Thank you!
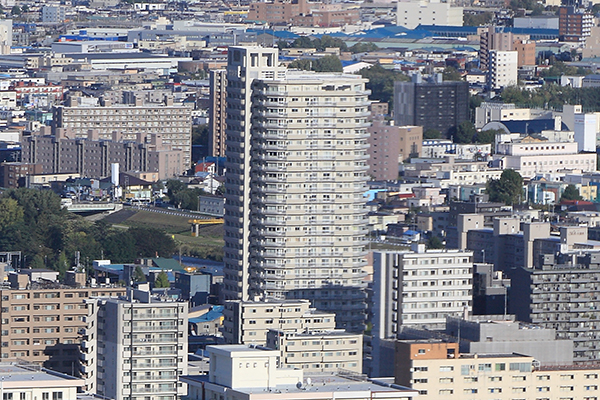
[182,373,417,395]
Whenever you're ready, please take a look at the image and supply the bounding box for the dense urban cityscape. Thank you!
[1,0,600,399]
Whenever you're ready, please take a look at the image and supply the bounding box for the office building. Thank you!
[52,101,193,167]
[511,253,600,363]
[209,69,227,158]
[488,50,518,90]
[393,74,469,137]
[559,6,593,43]
[0,270,125,374]
[21,129,185,180]
[394,340,600,400]
[182,345,419,400]
[0,362,84,399]
[396,0,463,29]
[445,315,574,365]
[266,329,363,373]
[367,121,421,181]
[222,46,370,332]
[80,288,188,399]
[223,299,336,345]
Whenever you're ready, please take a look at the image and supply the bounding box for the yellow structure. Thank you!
[189,218,223,237]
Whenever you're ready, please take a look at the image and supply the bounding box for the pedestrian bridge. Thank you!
[67,203,123,214]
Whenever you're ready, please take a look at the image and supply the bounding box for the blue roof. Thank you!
[501,119,567,134]
[189,306,224,324]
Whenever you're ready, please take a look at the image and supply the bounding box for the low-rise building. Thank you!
[493,134,596,178]
[182,345,419,400]
[395,340,600,400]
[0,362,84,399]
[266,329,363,373]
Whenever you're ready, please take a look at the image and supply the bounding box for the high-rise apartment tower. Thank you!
[222,46,370,331]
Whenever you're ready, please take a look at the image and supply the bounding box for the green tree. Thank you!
[155,270,170,288]
[427,236,444,249]
[560,184,583,201]
[10,5,20,15]
[423,129,441,140]
[133,265,147,283]
[453,121,477,144]
[166,180,186,200]
[129,227,176,258]
[0,198,23,228]
[486,169,524,205]
[475,129,503,145]
[358,64,410,107]
[349,42,379,53]
[192,124,209,146]
[442,66,463,81]
[288,55,343,72]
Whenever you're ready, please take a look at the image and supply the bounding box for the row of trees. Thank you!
[486,170,584,205]
[500,85,600,112]
[0,188,176,276]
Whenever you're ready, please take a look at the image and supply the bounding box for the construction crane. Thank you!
[189,218,224,237]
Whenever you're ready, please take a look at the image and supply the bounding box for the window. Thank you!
[52,393,63,400]
[439,366,454,372]
[495,363,505,371]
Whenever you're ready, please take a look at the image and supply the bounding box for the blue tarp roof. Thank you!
[189,306,225,324]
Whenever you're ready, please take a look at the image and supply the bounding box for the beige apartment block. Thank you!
[395,340,600,400]
[266,329,363,373]
[80,289,188,400]
[0,271,125,375]
[223,300,336,345]
[222,46,370,332]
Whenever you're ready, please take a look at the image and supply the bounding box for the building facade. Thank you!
[21,130,184,180]
[209,69,227,158]
[396,0,463,29]
[373,245,474,339]
[222,46,370,332]
[559,6,593,42]
[393,75,469,137]
[266,329,363,373]
[395,340,600,400]
[488,50,518,90]
[183,345,419,400]
[0,162,42,188]
[52,102,193,167]
[367,121,421,181]
[80,290,188,399]
[223,299,336,345]
[0,272,125,375]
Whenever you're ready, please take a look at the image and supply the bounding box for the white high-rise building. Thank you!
[222,46,371,332]
[488,50,518,90]
[80,289,188,400]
